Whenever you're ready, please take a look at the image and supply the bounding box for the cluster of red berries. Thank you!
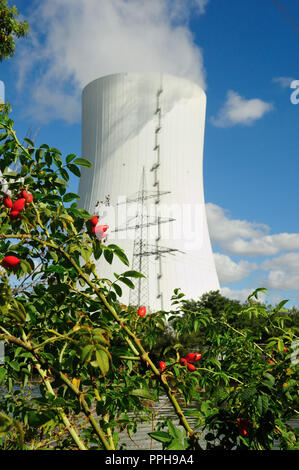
[88,216,108,241]
[180,353,202,372]
[157,353,202,374]
[1,190,34,269]
[3,190,33,220]
[236,418,252,437]
[267,346,287,365]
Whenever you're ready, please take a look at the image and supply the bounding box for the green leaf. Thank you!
[81,246,92,262]
[65,153,77,164]
[45,151,52,166]
[112,283,122,297]
[81,344,94,363]
[93,243,102,260]
[53,153,62,168]
[59,167,70,182]
[104,249,113,264]
[167,419,183,440]
[35,148,43,162]
[256,394,269,416]
[275,299,289,312]
[166,438,185,450]
[72,158,92,168]
[277,338,284,352]
[262,372,275,388]
[148,431,171,443]
[0,368,7,383]
[71,208,90,219]
[108,245,129,266]
[248,288,268,301]
[241,387,256,403]
[95,349,109,376]
[63,192,80,203]
[122,270,146,278]
[3,169,17,177]
[129,389,156,400]
[49,251,58,263]
[23,138,34,147]
[118,277,135,289]
[10,361,20,371]
[67,163,81,177]
[20,259,32,274]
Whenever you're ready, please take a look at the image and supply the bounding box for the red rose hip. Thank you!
[3,195,13,209]
[137,306,146,317]
[10,210,20,220]
[159,361,166,371]
[1,255,21,269]
[187,363,196,372]
[185,353,197,363]
[20,189,28,200]
[180,358,187,366]
[90,216,99,227]
[26,193,33,203]
[12,198,26,212]
[193,353,202,361]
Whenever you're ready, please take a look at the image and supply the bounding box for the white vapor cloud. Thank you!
[211,90,273,127]
[214,253,257,284]
[15,0,208,123]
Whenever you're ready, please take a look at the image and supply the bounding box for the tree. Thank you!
[0,0,29,62]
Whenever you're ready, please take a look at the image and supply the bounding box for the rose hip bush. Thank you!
[0,109,298,450]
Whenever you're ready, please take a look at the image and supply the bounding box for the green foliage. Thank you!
[0,109,298,451]
[0,0,29,62]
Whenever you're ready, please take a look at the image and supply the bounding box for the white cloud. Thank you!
[206,203,269,247]
[207,204,299,301]
[214,253,257,284]
[211,90,273,127]
[206,203,299,257]
[261,253,299,291]
[273,76,295,89]
[193,0,210,13]
[15,0,207,123]
[262,252,299,271]
[227,234,299,257]
[265,270,299,291]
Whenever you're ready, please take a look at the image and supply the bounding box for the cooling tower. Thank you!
[79,73,219,312]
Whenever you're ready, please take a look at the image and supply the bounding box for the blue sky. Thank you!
[1,0,299,307]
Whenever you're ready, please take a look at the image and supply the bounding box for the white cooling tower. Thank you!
[79,73,219,312]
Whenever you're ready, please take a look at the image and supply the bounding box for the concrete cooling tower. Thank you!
[78,73,219,312]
